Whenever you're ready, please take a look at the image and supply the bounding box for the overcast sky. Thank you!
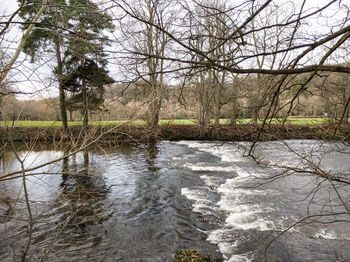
[1,0,348,100]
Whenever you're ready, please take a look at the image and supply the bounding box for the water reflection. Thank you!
[59,149,108,200]
[36,149,112,261]
[145,142,159,172]
[0,143,219,262]
[0,148,113,261]
[5,141,347,261]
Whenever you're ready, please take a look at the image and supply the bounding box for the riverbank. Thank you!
[1,124,349,145]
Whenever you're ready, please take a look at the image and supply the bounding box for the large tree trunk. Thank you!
[199,102,207,137]
[147,104,160,142]
[197,70,212,137]
[55,41,69,137]
[146,61,162,142]
[144,1,168,142]
[230,101,238,126]
[147,89,161,142]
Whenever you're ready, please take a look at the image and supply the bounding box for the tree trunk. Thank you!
[146,71,161,142]
[230,101,238,126]
[145,3,162,142]
[59,83,69,135]
[83,149,89,171]
[214,105,220,128]
[251,109,258,125]
[69,109,74,121]
[0,95,3,120]
[214,87,221,128]
[62,147,69,181]
[55,41,69,137]
[343,75,350,125]
[147,99,160,142]
[199,99,209,137]
[82,76,88,134]
[252,74,262,125]
[343,105,350,125]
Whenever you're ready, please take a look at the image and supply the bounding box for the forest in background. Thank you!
[2,71,350,124]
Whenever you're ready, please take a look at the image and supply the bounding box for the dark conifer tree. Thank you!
[63,0,114,132]
[18,0,114,134]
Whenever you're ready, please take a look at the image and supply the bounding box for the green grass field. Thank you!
[0,117,333,128]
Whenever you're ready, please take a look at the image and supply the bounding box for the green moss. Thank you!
[174,249,219,262]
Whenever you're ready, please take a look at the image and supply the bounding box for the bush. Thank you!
[174,249,220,262]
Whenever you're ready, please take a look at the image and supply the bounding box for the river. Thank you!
[0,140,349,261]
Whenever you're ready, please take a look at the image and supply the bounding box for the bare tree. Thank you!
[115,0,174,141]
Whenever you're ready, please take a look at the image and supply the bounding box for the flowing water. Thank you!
[0,140,350,261]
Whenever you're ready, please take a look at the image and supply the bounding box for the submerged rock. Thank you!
[174,249,220,262]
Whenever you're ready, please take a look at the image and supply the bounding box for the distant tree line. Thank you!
[1,70,349,128]
[0,0,349,138]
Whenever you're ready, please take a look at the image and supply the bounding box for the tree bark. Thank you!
[251,74,262,125]
[55,41,69,136]
[230,101,237,126]
[214,102,220,128]
[69,109,74,121]
[341,74,350,125]
[144,0,167,142]
[82,76,88,134]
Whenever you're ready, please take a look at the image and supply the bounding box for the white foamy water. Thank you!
[176,141,280,261]
[226,254,254,262]
[176,141,249,163]
[200,175,223,187]
[181,188,219,215]
[183,163,237,172]
[175,140,350,261]
[207,228,254,261]
[315,228,338,240]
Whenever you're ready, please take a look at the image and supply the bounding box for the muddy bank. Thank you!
[0,124,349,145]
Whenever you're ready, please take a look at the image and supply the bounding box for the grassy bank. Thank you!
[0,117,334,128]
[1,122,349,145]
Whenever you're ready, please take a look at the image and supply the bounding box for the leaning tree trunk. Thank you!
[343,105,350,125]
[342,75,350,125]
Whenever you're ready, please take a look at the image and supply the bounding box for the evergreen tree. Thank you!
[63,59,114,124]
[62,0,114,132]
[18,0,114,134]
